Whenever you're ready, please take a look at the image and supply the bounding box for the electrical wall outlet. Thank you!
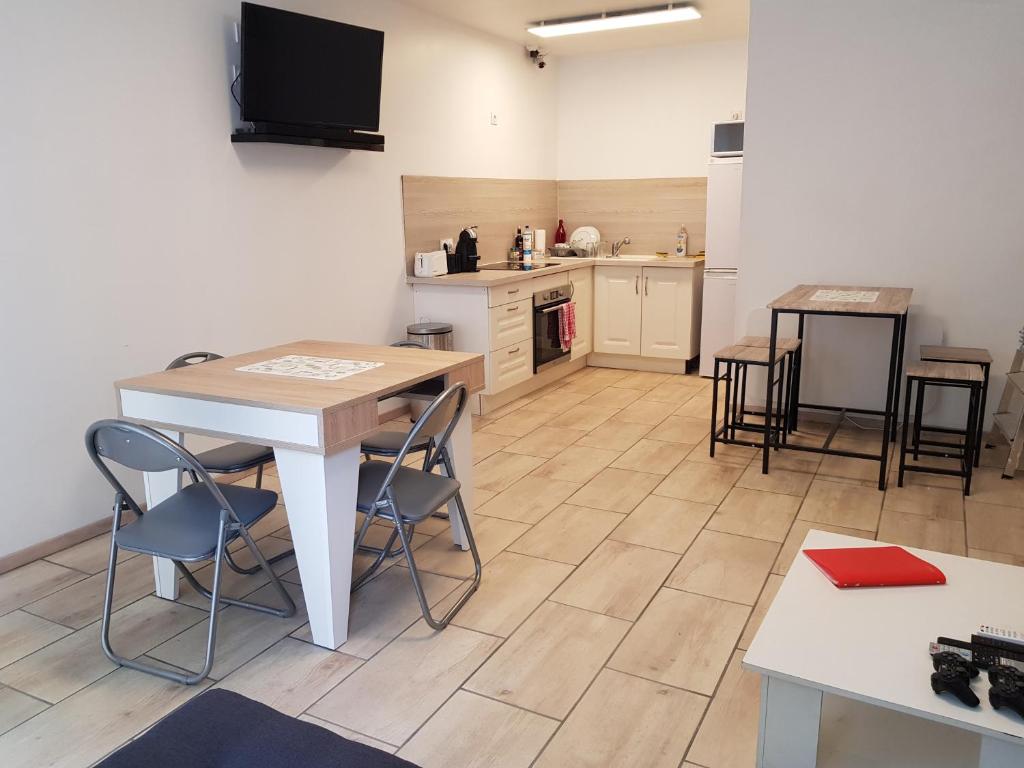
[440,238,454,252]
[489,112,498,127]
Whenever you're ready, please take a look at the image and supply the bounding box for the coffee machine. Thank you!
[448,226,479,273]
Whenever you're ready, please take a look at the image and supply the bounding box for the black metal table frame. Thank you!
[762,307,909,491]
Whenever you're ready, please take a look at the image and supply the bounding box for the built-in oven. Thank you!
[533,283,573,373]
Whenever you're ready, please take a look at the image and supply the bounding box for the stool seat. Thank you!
[735,335,802,352]
[906,361,984,383]
[920,345,993,365]
[715,344,787,365]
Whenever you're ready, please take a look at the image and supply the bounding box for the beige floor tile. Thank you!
[178,536,296,610]
[482,409,556,438]
[507,504,625,565]
[534,668,707,768]
[215,638,362,715]
[876,508,965,555]
[708,487,802,543]
[551,540,679,620]
[641,380,704,406]
[615,399,679,426]
[686,650,762,768]
[616,371,673,390]
[521,389,592,413]
[575,419,653,451]
[690,436,756,467]
[559,373,623,396]
[883,483,965,521]
[476,475,582,524]
[980,443,1012,469]
[738,573,784,650]
[767,448,824,473]
[309,620,500,746]
[583,386,646,409]
[503,426,588,459]
[0,685,47,737]
[674,394,713,418]
[566,467,663,513]
[0,610,72,668]
[548,403,619,431]
[247,504,290,540]
[611,438,693,475]
[798,478,883,532]
[966,499,1024,557]
[968,468,1024,508]
[297,715,398,753]
[969,548,1024,566]
[24,553,157,629]
[609,588,747,695]
[530,445,621,483]
[473,488,496,507]
[646,415,712,444]
[0,595,206,703]
[474,452,547,492]
[653,461,744,505]
[449,551,573,637]
[609,495,715,554]
[667,530,778,605]
[773,520,875,575]
[398,690,558,768]
[473,431,517,463]
[410,516,530,578]
[0,560,87,617]
[888,465,964,491]
[466,601,629,719]
[44,534,138,575]
[818,453,886,485]
[148,582,306,680]
[735,464,813,497]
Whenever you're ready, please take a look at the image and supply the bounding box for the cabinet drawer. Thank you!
[487,341,533,393]
[488,280,531,307]
[488,298,532,350]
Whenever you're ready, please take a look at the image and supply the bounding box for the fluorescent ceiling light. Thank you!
[528,4,701,38]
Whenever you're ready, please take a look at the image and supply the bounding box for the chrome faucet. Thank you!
[611,236,631,257]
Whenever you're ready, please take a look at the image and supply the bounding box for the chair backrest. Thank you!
[392,340,427,349]
[372,382,468,502]
[166,352,223,370]
[85,419,235,520]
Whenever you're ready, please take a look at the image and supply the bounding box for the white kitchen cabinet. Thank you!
[488,339,533,392]
[568,267,593,359]
[488,298,531,350]
[640,267,697,360]
[594,265,643,355]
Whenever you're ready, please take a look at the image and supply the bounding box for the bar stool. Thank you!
[899,362,984,495]
[735,336,802,432]
[711,344,788,456]
[918,345,992,467]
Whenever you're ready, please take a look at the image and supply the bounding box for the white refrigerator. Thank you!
[699,157,743,377]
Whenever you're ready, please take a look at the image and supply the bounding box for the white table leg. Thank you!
[979,736,1024,767]
[444,410,474,550]
[758,676,822,768]
[274,444,360,649]
[143,430,183,600]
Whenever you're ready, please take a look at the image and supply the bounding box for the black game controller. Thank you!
[989,665,1024,719]
[931,651,980,707]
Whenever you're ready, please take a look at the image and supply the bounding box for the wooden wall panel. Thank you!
[401,176,557,274]
[556,178,708,257]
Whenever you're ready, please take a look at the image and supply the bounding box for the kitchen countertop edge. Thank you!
[406,256,705,287]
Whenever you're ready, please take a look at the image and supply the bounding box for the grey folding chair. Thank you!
[166,352,292,576]
[85,420,296,685]
[353,383,481,630]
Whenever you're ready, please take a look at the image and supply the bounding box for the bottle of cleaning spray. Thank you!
[523,225,534,264]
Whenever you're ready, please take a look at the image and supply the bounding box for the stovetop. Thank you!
[477,261,557,272]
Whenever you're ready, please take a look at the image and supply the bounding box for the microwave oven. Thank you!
[711,120,744,157]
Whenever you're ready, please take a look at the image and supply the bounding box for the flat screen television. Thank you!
[240,2,384,133]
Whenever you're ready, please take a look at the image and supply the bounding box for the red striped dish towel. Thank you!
[559,301,576,351]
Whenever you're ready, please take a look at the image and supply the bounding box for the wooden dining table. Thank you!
[114,340,485,648]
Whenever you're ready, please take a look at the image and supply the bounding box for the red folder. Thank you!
[802,546,946,588]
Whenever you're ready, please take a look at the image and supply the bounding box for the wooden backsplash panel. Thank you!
[556,178,708,257]
[402,176,557,273]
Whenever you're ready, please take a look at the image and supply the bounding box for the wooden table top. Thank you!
[116,340,485,414]
[768,284,913,315]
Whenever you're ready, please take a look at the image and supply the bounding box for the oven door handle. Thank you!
[537,302,568,314]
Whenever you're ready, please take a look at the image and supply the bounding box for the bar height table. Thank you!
[763,285,912,490]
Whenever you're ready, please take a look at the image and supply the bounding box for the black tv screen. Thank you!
[240,3,384,132]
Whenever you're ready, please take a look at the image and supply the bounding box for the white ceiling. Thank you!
[402,0,748,56]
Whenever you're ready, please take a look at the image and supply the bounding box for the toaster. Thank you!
[414,250,448,277]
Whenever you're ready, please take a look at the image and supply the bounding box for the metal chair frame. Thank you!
[352,383,481,630]
[86,419,296,685]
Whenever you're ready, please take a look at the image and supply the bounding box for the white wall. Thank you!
[555,41,748,179]
[0,0,557,560]
[738,0,1024,425]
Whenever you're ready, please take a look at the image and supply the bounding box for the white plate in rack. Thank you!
[568,226,600,249]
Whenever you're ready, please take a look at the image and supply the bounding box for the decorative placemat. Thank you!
[236,355,383,381]
[810,289,879,303]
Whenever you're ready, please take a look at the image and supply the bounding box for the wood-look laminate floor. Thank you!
[0,365,1020,768]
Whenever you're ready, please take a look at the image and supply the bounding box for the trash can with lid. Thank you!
[407,322,454,351]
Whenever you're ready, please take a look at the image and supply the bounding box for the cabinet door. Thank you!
[569,268,593,359]
[640,267,695,360]
[488,341,533,393]
[594,266,642,355]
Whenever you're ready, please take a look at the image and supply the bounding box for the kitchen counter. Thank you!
[405,255,705,287]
